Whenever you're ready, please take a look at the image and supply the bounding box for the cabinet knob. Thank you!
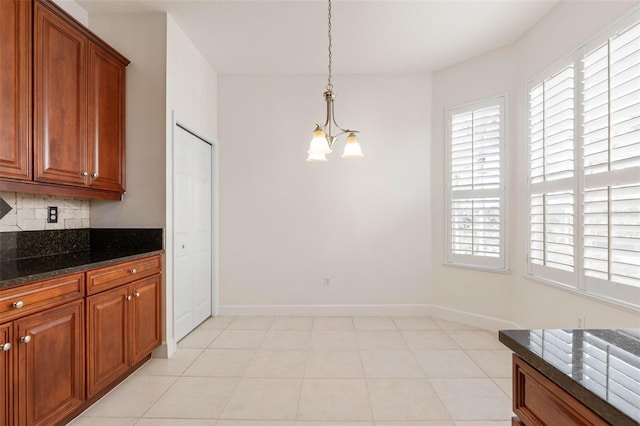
[12,301,24,309]
[81,171,88,176]
[91,172,98,178]
[134,292,141,298]
[1,343,10,351]
[130,268,137,274]
[20,335,31,344]
[125,295,132,301]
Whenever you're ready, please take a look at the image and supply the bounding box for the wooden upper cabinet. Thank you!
[34,1,88,187]
[0,0,31,181]
[0,0,130,199]
[88,43,126,193]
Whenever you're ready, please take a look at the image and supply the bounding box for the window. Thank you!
[446,95,507,270]
[527,9,640,308]
[528,63,577,285]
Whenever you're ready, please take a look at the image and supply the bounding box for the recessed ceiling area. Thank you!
[77,0,558,75]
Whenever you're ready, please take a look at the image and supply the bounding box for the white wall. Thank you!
[53,0,88,26]
[166,15,218,140]
[430,46,518,330]
[218,74,432,315]
[431,1,640,330]
[164,15,218,354]
[88,15,167,229]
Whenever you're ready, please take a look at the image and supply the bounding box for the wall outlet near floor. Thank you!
[324,276,332,287]
[47,206,58,223]
[576,313,586,329]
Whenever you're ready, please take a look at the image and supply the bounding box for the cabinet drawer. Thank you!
[0,273,84,322]
[513,355,608,426]
[86,255,161,295]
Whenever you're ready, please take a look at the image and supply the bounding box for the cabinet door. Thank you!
[33,1,87,187]
[0,323,12,426]
[86,286,129,398]
[87,42,126,193]
[131,275,161,364]
[0,0,31,180]
[14,300,84,426]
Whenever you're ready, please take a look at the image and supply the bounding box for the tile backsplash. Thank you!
[0,192,90,232]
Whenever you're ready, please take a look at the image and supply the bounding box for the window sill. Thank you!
[443,262,511,274]
[524,274,640,313]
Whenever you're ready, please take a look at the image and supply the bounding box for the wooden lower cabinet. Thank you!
[14,300,84,426]
[0,254,162,425]
[1,323,12,426]
[87,273,161,398]
[130,275,161,364]
[86,285,129,397]
[512,355,608,426]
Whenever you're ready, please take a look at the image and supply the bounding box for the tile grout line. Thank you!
[355,316,377,424]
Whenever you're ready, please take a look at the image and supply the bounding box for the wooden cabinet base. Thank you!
[0,178,122,200]
[512,355,608,426]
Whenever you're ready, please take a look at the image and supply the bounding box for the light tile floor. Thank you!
[71,316,513,426]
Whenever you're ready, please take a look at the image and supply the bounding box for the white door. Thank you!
[174,125,212,342]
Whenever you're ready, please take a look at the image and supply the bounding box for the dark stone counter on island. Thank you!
[499,328,640,426]
[0,228,163,289]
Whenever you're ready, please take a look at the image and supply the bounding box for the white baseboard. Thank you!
[427,304,523,332]
[153,338,177,359]
[219,304,431,317]
[218,303,523,332]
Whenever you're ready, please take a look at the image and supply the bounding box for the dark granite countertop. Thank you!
[499,329,640,426]
[0,249,164,289]
[0,228,163,290]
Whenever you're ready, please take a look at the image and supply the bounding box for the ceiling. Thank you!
[77,0,559,75]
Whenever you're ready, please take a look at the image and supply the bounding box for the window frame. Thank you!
[526,7,640,310]
[445,94,508,272]
[526,56,580,288]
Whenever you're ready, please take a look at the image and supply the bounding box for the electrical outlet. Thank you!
[576,313,586,330]
[47,206,58,223]
[324,276,331,287]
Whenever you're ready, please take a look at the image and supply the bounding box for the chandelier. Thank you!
[306,0,363,162]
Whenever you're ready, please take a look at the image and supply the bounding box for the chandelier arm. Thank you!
[329,95,358,135]
[333,130,359,138]
[322,93,331,128]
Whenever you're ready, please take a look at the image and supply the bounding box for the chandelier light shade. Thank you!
[306,0,363,162]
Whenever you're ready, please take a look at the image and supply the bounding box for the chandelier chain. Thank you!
[327,0,333,91]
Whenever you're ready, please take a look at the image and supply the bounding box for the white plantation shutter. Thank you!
[447,96,506,270]
[528,9,640,308]
[581,18,640,303]
[528,64,577,284]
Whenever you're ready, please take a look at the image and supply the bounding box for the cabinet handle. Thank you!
[20,336,31,344]
[91,172,98,178]
[1,343,10,351]
[134,292,141,298]
[125,295,132,301]
[81,171,88,177]
[12,301,24,309]
[130,268,137,274]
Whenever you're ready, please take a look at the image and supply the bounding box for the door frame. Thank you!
[165,111,218,356]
